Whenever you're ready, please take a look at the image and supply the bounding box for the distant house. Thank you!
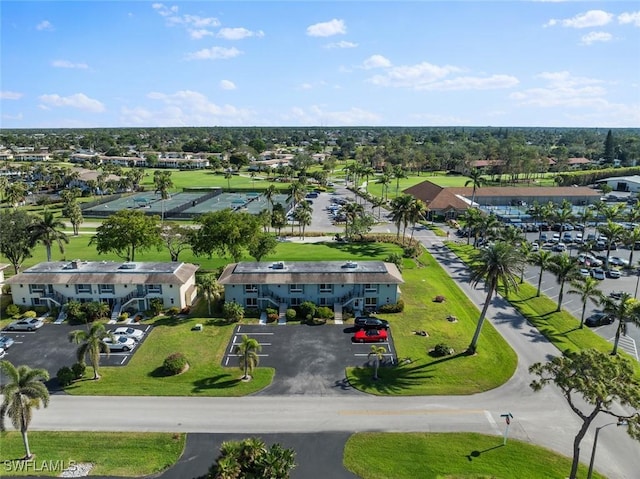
[595,175,640,193]
[5,261,199,315]
[218,260,403,313]
[404,180,601,218]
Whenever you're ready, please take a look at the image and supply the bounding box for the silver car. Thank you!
[113,327,144,342]
[6,318,44,331]
[103,336,136,352]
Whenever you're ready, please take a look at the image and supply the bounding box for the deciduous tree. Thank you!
[0,209,36,274]
[90,210,162,262]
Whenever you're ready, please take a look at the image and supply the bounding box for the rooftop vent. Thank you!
[119,262,137,270]
[345,261,358,269]
[271,261,285,270]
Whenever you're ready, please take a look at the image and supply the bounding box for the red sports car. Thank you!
[353,329,388,343]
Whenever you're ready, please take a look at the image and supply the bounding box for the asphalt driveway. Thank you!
[224,323,395,396]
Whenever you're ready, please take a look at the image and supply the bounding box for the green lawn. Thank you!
[446,242,640,376]
[0,431,184,477]
[345,251,517,395]
[343,432,606,479]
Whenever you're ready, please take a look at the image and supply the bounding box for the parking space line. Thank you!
[120,357,127,365]
[354,353,393,357]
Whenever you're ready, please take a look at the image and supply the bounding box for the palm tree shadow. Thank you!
[192,374,240,392]
[466,443,504,461]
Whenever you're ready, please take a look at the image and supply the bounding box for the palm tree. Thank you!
[68,322,111,380]
[234,334,261,380]
[224,171,233,191]
[624,225,640,268]
[568,277,603,328]
[263,184,277,211]
[408,198,428,241]
[464,169,484,206]
[376,173,392,202]
[341,201,364,240]
[0,361,50,460]
[368,345,387,380]
[597,220,626,269]
[530,250,555,297]
[197,273,223,316]
[5,182,27,208]
[460,207,483,246]
[390,194,414,243]
[549,253,581,312]
[553,199,575,236]
[528,201,546,241]
[286,181,306,211]
[392,165,407,198]
[28,210,69,262]
[600,292,640,355]
[468,241,524,354]
[153,170,173,223]
[517,241,532,283]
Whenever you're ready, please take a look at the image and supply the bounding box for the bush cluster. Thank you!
[5,304,21,318]
[285,308,297,321]
[432,343,453,357]
[379,300,404,313]
[57,366,75,387]
[316,306,334,320]
[163,352,188,375]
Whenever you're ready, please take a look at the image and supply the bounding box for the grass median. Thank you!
[343,432,606,479]
[0,431,184,477]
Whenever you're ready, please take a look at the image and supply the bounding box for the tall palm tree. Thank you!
[5,182,27,208]
[224,171,233,191]
[597,220,626,269]
[408,198,428,241]
[460,207,483,246]
[549,253,582,312]
[197,273,223,316]
[234,334,261,380]
[529,250,555,297]
[517,241,532,283]
[68,322,111,380]
[341,201,364,239]
[294,208,312,239]
[528,201,546,241]
[624,225,640,268]
[390,194,414,243]
[464,169,484,206]
[600,292,640,355]
[568,277,603,328]
[153,170,173,223]
[392,165,407,197]
[28,210,69,262]
[368,345,387,380]
[0,361,50,459]
[468,241,524,354]
[286,181,306,211]
[263,184,277,211]
[376,173,392,202]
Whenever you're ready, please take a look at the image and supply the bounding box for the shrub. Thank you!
[432,343,454,357]
[244,307,261,319]
[316,306,334,320]
[149,298,164,316]
[223,302,244,323]
[433,295,446,303]
[118,312,129,322]
[23,310,38,319]
[385,253,403,271]
[298,301,317,322]
[285,308,297,321]
[167,306,181,317]
[265,307,277,316]
[163,352,188,376]
[71,362,86,379]
[5,304,20,318]
[57,366,75,387]
[379,300,404,313]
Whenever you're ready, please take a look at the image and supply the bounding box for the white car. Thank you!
[6,318,44,331]
[608,257,629,268]
[591,268,606,280]
[113,327,144,342]
[606,268,622,279]
[579,268,590,277]
[103,336,136,352]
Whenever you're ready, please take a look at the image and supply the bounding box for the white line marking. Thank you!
[226,354,269,357]
[120,357,126,365]
[239,332,274,335]
[225,357,229,366]
[354,353,393,357]
[484,410,501,434]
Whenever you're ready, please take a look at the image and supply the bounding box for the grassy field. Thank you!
[0,431,185,477]
[345,251,517,395]
[446,242,640,376]
[343,432,605,479]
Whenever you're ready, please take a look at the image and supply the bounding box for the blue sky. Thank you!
[1,1,639,129]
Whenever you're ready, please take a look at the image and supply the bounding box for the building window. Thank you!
[75,284,92,294]
[170,298,174,304]
[289,284,303,293]
[319,284,332,293]
[99,284,114,294]
[364,284,378,292]
[245,284,258,293]
[290,297,301,306]
[31,298,43,306]
[245,297,258,307]
[319,297,327,306]
[29,284,45,294]
[365,297,378,307]
[147,284,162,294]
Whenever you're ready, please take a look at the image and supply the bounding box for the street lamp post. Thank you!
[586,419,625,479]
[634,267,640,299]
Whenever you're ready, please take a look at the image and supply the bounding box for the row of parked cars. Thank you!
[352,316,390,343]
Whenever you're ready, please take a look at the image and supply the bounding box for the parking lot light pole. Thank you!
[635,268,640,299]
[586,419,626,479]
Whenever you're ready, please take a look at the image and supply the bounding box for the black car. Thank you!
[354,316,390,330]
[585,312,614,327]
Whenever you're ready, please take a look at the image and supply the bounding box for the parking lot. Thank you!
[0,323,150,388]
[223,323,395,395]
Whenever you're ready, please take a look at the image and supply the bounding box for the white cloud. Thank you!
[618,11,640,27]
[121,90,254,126]
[152,3,220,37]
[510,71,608,109]
[217,27,264,40]
[36,20,53,31]
[425,75,520,91]
[580,31,613,45]
[38,93,105,112]
[535,71,603,88]
[185,46,242,60]
[189,29,213,39]
[1,91,23,100]
[299,83,313,90]
[283,105,381,126]
[545,10,613,28]
[306,19,346,37]
[325,41,358,49]
[2,113,24,121]
[51,60,89,69]
[367,61,462,88]
[362,55,392,69]
[220,80,236,90]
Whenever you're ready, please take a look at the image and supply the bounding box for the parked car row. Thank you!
[352,316,390,343]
